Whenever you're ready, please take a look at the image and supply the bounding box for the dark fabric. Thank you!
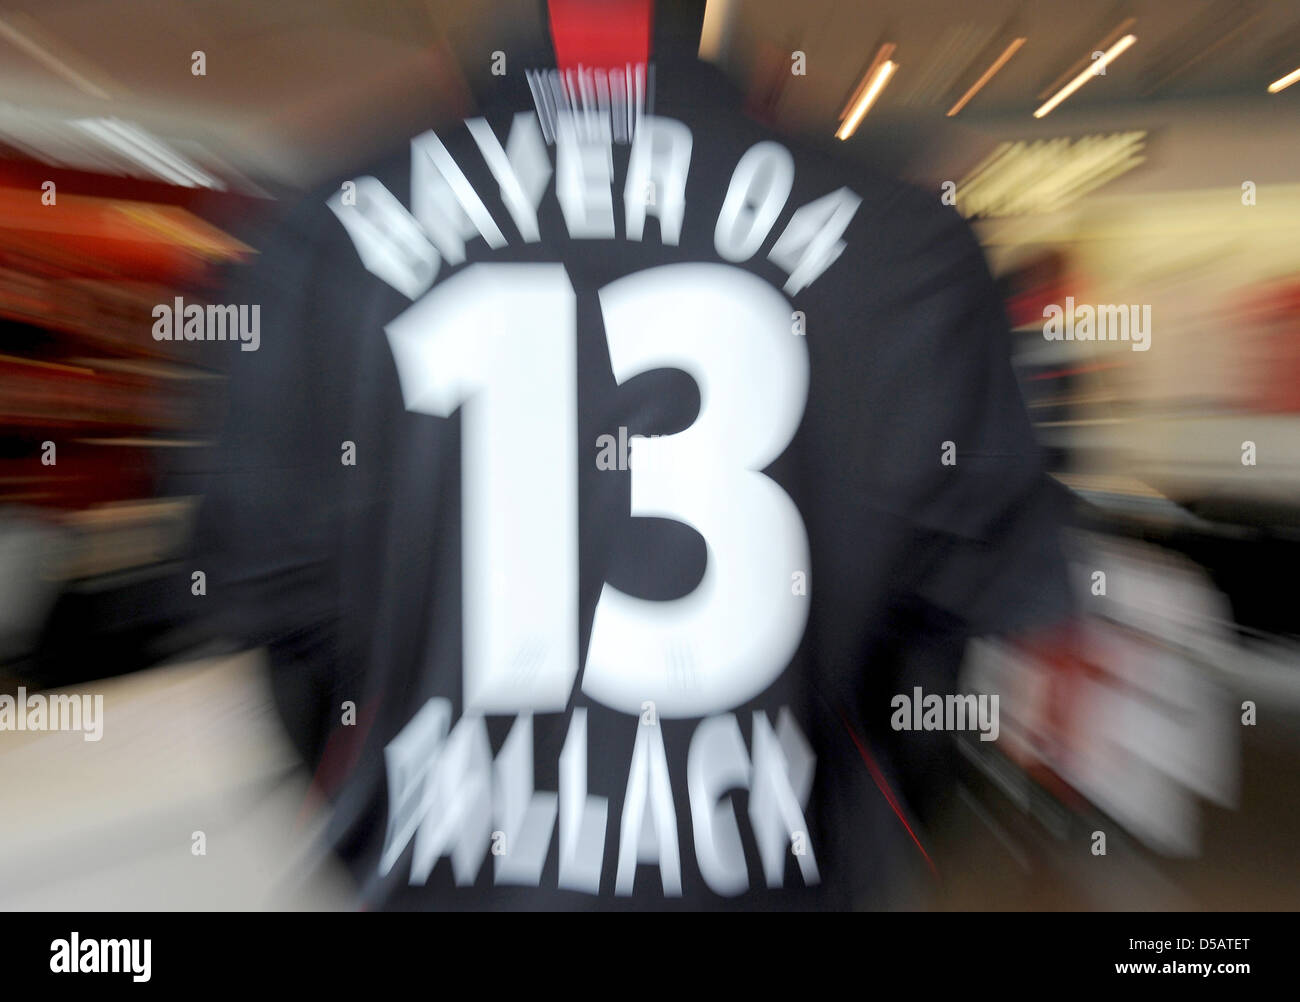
[197,41,1072,910]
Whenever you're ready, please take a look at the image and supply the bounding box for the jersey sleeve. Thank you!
[866,193,1074,637]
[192,197,351,766]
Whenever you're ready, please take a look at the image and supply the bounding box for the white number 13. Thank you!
[385,262,809,718]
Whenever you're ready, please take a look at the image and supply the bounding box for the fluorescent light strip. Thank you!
[948,37,1027,117]
[73,119,189,185]
[100,119,220,189]
[72,118,219,189]
[836,60,897,140]
[1033,34,1136,118]
[839,44,895,123]
[1036,17,1136,100]
[1268,66,1300,93]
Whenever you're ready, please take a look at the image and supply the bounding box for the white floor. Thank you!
[0,650,355,910]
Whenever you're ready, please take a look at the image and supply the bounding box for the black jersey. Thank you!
[199,45,1071,910]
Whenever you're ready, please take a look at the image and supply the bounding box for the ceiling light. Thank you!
[1267,66,1300,93]
[1034,34,1137,118]
[837,51,898,140]
[948,37,1027,117]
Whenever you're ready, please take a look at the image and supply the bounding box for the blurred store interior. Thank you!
[0,0,1298,908]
